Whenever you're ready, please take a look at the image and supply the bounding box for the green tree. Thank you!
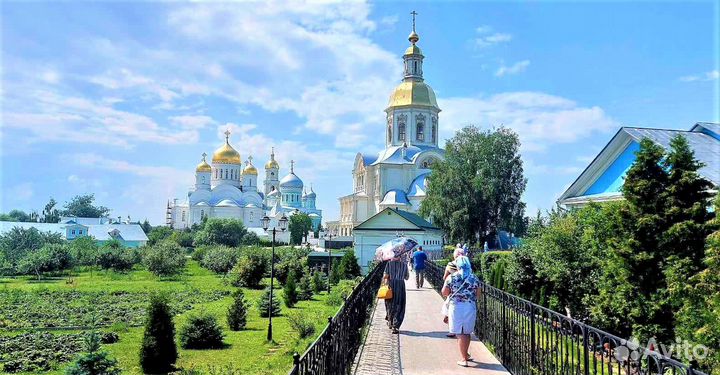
[17,243,73,279]
[200,245,239,274]
[140,294,177,374]
[329,259,341,285]
[0,209,32,222]
[65,331,121,375]
[230,250,268,288]
[70,236,99,266]
[97,240,140,271]
[142,241,187,277]
[62,194,110,218]
[141,220,152,234]
[337,250,361,279]
[227,289,248,331]
[193,218,247,247]
[257,287,281,317]
[289,213,312,245]
[0,226,45,266]
[311,270,325,294]
[283,270,299,307]
[297,267,313,300]
[42,198,61,223]
[420,126,527,245]
[147,226,173,246]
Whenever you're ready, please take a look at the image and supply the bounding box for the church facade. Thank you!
[167,131,322,232]
[327,24,444,238]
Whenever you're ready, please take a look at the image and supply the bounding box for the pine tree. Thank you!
[140,294,177,374]
[227,289,248,331]
[337,251,362,279]
[297,267,313,300]
[283,270,299,308]
[329,260,341,285]
[311,270,325,294]
[257,287,281,317]
[65,332,121,375]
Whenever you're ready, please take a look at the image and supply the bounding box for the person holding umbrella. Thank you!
[376,237,415,334]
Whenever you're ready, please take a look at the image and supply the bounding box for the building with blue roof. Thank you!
[327,25,444,239]
[558,122,719,208]
[0,220,149,248]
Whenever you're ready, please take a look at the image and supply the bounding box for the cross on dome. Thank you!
[248,155,253,164]
[290,159,295,173]
[411,10,418,32]
[201,152,207,161]
[224,129,231,142]
[409,10,419,44]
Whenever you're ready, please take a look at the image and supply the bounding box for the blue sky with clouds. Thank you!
[1,1,718,225]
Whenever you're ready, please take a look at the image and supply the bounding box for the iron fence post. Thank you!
[530,304,536,368]
[583,326,590,375]
[502,292,507,363]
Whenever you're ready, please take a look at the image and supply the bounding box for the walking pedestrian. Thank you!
[441,256,481,367]
[384,253,409,334]
[442,247,464,337]
[412,246,428,288]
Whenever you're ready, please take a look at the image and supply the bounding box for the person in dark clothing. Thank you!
[412,246,428,288]
[384,254,409,334]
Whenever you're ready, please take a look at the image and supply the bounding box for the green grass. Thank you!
[1,261,340,375]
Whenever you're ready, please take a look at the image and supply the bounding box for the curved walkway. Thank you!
[354,270,510,375]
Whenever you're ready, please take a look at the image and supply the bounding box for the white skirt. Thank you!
[448,301,476,335]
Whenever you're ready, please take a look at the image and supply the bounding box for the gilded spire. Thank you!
[265,146,279,169]
[408,11,419,44]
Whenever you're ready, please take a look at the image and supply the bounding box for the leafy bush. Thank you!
[170,231,195,248]
[69,236,99,266]
[147,226,173,246]
[97,241,139,271]
[193,218,248,247]
[337,250,362,279]
[142,241,187,277]
[286,311,315,339]
[179,313,225,349]
[311,270,326,294]
[325,279,360,306]
[140,294,177,374]
[226,290,248,331]
[283,270,299,308]
[17,243,74,279]
[191,246,208,262]
[201,246,239,274]
[230,250,267,288]
[257,288,281,318]
[64,331,121,375]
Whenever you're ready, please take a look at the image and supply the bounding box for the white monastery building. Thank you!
[168,131,322,233]
[327,20,444,239]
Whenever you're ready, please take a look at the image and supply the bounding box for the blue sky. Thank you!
[1,1,718,225]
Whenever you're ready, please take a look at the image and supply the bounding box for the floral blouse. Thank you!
[443,273,481,304]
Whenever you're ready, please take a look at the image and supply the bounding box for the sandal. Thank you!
[446,333,456,337]
[456,360,468,367]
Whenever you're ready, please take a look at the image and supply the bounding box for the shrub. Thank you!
[283,270,299,308]
[286,311,315,339]
[226,290,248,331]
[97,241,139,271]
[65,331,121,375]
[17,243,74,279]
[142,241,187,277]
[201,246,238,274]
[329,260,342,285]
[311,270,326,294]
[257,288,281,318]
[275,258,304,286]
[325,279,360,306]
[179,313,224,349]
[297,268,313,301]
[140,294,177,374]
[69,236,98,267]
[193,218,248,247]
[170,231,194,248]
[337,250,362,280]
[230,250,267,288]
[191,246,207,262]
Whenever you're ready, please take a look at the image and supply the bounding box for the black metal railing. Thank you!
[424,261,707,375]
[288,261,386,375]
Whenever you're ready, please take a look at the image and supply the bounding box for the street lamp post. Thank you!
[323,230,336,293]
[261,213,288,342]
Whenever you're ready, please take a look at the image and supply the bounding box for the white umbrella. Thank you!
[375,237,419,261]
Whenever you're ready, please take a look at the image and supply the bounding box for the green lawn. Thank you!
[0,261,339,375]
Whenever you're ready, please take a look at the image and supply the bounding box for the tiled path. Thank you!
[354,271,510,375]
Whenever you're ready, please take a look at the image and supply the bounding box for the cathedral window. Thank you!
[182,211,186,221]
[387,116,393,144]
[200,210,205,219]
[416,114,425,141]
[225,170,228,179]
[432,116,438,143]
[398,114,407,142]
[414,61,418,74]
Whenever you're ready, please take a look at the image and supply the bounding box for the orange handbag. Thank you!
[377,283,393,300]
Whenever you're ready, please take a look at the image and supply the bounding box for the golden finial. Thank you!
[224,129,231,143]
[409,11,419,44]
[201,152,207,161]
[290,159,295,173]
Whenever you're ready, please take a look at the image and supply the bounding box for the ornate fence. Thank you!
[424,261,707,375]
[288,261,386,375]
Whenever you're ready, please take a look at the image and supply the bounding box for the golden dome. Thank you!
[265,147,279,169]
[212,130,241,165]
[408,30,419,44]
[243,158,258,175]
[404,44,422,56]
[196,153,212,172]
[386,80,439,110]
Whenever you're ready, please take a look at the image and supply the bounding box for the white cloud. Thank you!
[495,60,530,77]
[524,159,584,175]
[380,15,399,27]
[679,70,719,82]
[170,115,216,129]
[474,25,513,48]
[439,91,618,152]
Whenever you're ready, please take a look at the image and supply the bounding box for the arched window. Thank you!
[414,61,418,74]
[225,169,228,179]
[398,123,406,142]
[201,176,205,183]
[432,116,438,143]
[387,116,393,143]
[271,172,274,176]
[417,122,424,141]
[200,210,205,219]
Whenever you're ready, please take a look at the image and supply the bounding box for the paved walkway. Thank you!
[354,271,510,375]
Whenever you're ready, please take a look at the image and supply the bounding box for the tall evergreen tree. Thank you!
[283,270,299,307]
[257,287,281,317]
[140,294,177,374]
[65,332,121,375]
[227,289,248,331]
[337,251,362,279]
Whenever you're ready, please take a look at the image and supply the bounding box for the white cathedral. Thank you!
[167,131,322,232]
[327,24,445,238]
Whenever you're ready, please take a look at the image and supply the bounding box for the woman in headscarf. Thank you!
[441,255,481,367]
[384,252,409,334]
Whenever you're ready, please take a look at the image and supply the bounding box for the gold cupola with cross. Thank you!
[212,130,242,165]
[385,11,441,148]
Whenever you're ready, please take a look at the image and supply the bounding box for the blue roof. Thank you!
[407,173,429,197]
[380,189,410,205]
[0,222,149,242]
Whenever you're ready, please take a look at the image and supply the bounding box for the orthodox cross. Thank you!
[411,10,418,32]
[201,152,207,161]
[248,155,253,164]
[224,129,231,142]
[290,159,295,173]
